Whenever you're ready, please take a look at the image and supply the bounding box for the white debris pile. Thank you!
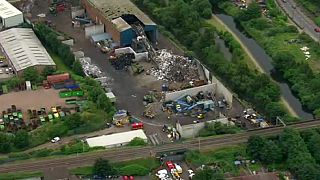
[78,57,104,78]
[147,49,199,82]
[300,46,311,60]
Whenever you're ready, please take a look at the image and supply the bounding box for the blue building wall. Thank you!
[120,29,135,47]
[119,25,157,47]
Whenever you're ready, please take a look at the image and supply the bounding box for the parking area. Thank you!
[0,89,72,113]
[0,51,14,81]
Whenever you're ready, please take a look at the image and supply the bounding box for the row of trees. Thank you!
[0,130,29,153]
[218,1,320,118]
[133,0,288,121]
[247,128,320,179]
[33,23,85,76]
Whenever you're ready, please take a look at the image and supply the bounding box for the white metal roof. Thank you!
[86,129,148,147]
[0,28,55,72]
[0,0,22,19]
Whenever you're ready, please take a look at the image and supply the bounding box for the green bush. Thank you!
[128,137,147,146]
[118,164,149,176]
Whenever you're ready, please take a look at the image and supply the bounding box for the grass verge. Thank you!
[70,158,159,176]
[0,171,43,180]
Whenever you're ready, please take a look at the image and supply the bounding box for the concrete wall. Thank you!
[84,24,104,38]
[71,7,85,19]
[211,75,233,105]
[176,118,230,138]
[165,84,216,102]
[115,47,148,61]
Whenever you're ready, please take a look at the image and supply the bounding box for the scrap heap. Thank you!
[148,49,199,82]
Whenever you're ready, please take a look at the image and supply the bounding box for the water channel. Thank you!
[214,13,313,119]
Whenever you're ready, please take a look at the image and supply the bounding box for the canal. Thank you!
[214,13,313,119]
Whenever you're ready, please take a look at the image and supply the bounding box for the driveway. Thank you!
[276,0,320,42]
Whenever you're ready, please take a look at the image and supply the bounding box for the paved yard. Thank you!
[0,89,70,114]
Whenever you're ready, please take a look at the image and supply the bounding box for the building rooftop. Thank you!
[0,28,56,72]
[0,0,22,19]
[87,0,156,26]
[111,17,131,32]
[86,129,148,147]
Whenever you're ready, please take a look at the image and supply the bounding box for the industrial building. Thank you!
[0,28,56,75]
[86,129,148,148]
[82,0,157,47]
[0,0,23,28]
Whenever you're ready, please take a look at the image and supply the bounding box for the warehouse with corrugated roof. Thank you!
[0,0,23,28]
[0,28,56,75]
[82,0,157,46]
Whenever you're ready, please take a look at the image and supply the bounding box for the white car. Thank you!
[156,169,169,179]
[188,169,195,179]
[51,137,61,143]
[174,163,182,174]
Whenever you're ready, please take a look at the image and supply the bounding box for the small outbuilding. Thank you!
[86,129,148,148]
[0,0,23,28]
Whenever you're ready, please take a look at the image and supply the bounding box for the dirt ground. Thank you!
[0,88,72,115]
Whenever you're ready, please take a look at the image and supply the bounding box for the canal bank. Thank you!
[211,14,313,119]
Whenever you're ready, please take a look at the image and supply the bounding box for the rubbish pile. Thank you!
[162,125,181,141]
[147,49,199,82]
[110,53,134,70]
[74,51,113,92]
[78,57,104,78]
[243,108,269,128]
[163,91,218,119]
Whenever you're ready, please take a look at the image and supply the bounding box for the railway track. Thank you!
[0,120,319,173]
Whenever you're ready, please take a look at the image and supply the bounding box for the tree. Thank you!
[260,140,282,164]
[72,60,85,76]
[23,67,40,83]
[192,0,212,19]
[13,130,30,149]
[93,158,115,177]
[246,136,266,160]
[64,113,83,129]
[128,137,147,146]
[193,167,224,180]
[306,132,320,164]
[42,66,56,77]
[238,2,261,21]
[0,133,12,153]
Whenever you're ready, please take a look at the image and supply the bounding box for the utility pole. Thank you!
[276,116,286,127]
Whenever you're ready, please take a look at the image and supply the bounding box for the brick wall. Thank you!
[82,0,121,44]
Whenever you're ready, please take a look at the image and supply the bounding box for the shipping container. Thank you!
[65,98,77,104]
[47,73,70,84]
[53,83,65,89]
[72,90,84,97]
[65,84,80,90]
[59,91,73,98]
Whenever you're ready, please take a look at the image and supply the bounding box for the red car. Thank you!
[122,176,134,180]
[166,161,175,170]
[314,28,320,33]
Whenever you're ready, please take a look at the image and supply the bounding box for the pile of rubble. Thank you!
[147,49,199,82]
[74,51,113,91]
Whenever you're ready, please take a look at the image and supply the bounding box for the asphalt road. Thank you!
[276,0,320,42]
[1,120,320,173]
